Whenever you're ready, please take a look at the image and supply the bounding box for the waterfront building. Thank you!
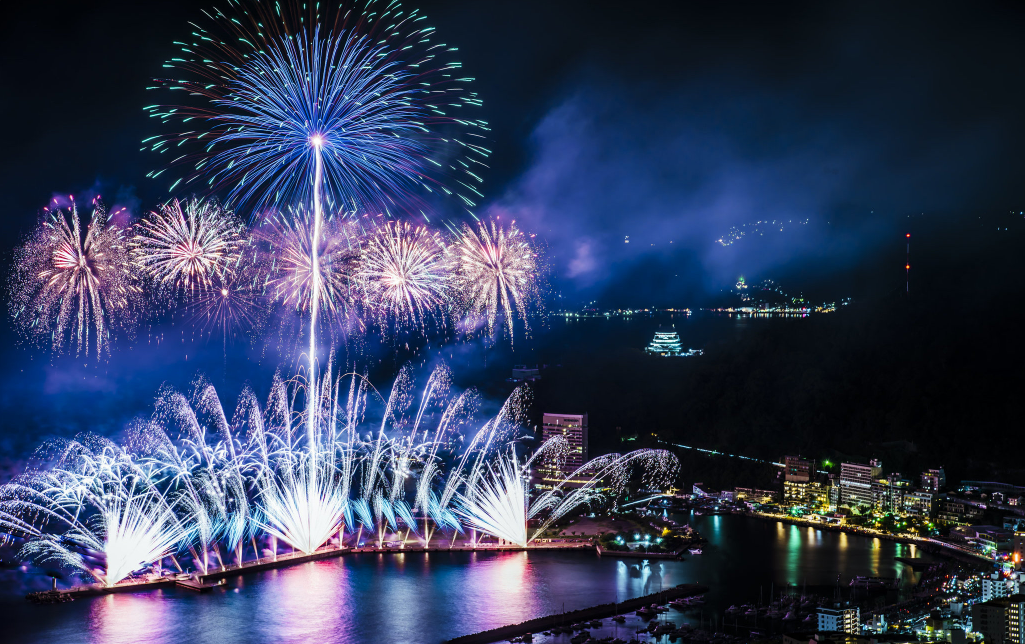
[972,594,1025,643]
[541,413,588,472]
[734,487,778,504]
[903,489,937,516]
[817,605,861,634]
[839,460,881,510]
[872,474,910,513]
[784,455,812,483]
[939,499,985,525]
[535,414,591,489]
[783,480,829,509]
[645,326,684,356]
[921,468,946,492]
[828,475,840,511]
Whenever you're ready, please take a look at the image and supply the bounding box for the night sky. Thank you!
[1,1,1025,473]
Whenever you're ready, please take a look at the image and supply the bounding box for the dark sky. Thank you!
[3,1,1025,305]
[1,0,1025,465]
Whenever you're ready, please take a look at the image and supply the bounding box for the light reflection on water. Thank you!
[0,514,934,644]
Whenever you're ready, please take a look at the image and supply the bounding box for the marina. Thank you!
[3,514,938,644]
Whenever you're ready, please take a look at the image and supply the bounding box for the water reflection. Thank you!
[257,560,351,643]
[0,516,940,644]
[88,590,171,644]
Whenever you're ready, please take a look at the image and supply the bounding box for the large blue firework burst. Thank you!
[145,0,490,219]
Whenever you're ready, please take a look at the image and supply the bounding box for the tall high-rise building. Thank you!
[840,460,882,509]
[784,455,812,483]
[921,468,947,492]
[973,594,1025,643]
[541,413,589,473]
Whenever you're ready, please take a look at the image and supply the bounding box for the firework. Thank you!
[0,365,676,585]
[132,198,245,296]
[450,220,537,342]
[259,209,362,334]
[148,1,490,423]
[10,200,140,358]
[146,0,489,217]
[0,438,191,586]
[188,240,267,346]
[457,442,680,547]
[361,220,449,327]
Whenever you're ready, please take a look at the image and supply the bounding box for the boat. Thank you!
[589,620,602,628]
[570,634,590,644]
[783,611,798,620]
[744,608,758,617]
[688,547,703,555]
[612,615,626,623]
[725,605,739,614]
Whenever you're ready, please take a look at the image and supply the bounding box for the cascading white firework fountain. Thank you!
[456,439,680,548]
[0,439,191,586]
[0,364,680,585]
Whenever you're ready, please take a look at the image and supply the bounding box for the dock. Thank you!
[443,583,709,644]
[27,541,596,601]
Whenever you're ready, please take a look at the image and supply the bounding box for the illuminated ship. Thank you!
[645,327,684,356]
[645,326,703,357]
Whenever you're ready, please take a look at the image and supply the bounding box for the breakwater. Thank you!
[27,541,595,601]
[443,583,708,644]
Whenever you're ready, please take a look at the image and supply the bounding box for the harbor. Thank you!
[5,513,943,644]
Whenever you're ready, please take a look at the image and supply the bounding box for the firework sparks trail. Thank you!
[361,221,449,327]
[456,442,680,547]
[0,439,191,586]
[451,220,537,342]
[715,218,810,246]
[132,198,245,297]
[0,365,677,583]
[259,209,362,338]
[9,199,140,359]
[187,244,268,348]
[147,0,489,217]
[148,1,491,427]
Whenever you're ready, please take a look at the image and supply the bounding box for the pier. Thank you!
[26,540,596,602]
[443,583,709,644]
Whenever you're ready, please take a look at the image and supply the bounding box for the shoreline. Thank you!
[739,510,990,564]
